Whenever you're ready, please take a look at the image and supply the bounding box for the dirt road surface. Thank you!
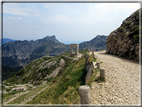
[91,50,140,105]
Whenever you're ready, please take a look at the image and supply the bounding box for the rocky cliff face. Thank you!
[106,8,140,61]
[79,35,107,51]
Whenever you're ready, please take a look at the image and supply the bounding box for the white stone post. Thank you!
[96,62,100,69]
[78,85,92,105]
[100,68,105,80]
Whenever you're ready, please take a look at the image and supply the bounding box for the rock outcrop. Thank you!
[106,8,140,61]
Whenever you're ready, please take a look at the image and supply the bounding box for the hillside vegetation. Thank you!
[2,66,22,81]
[3,50,90,104]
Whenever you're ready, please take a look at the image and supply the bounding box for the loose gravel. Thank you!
[91,50,140,106]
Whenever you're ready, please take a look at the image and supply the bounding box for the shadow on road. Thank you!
[95,51,139,64]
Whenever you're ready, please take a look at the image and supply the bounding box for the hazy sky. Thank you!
[3,2,140,44]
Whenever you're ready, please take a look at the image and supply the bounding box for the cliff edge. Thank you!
[106,8,140,61]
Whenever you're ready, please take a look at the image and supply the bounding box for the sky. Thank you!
[2,1,140,44]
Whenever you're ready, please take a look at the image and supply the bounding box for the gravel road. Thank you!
[91,50,140,105]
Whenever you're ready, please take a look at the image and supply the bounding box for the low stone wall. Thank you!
[62,55,78,61]
[85,62,97,85]
[78,52,105,105]
[85,53,99,85]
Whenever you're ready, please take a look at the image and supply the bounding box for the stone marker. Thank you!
[100,68,105,80]
[78,85,92,105]
[70,44,79,56]
[95,62,100,69]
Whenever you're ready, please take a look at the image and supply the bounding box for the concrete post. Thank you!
[78,85,92,105]
[100,68,105,80]
[96,62,100,69]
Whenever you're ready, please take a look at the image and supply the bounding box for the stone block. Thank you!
[95,62,100,69]
[100,68,105,80]
[78,85,92,104]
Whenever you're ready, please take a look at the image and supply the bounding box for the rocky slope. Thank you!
[3,50,88,104]
[106,8,140,61]
[79,35,107,51]
[2,35,70,67]
[5,55,65,85]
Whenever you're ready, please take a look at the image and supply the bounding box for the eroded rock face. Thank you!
[45,58,66,79]
[106,8,140,61]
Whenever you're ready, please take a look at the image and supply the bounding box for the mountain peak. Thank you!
[44,35,56,40]
[79,35,107,51]
[51,35,56,39]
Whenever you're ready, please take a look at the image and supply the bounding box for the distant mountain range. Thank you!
[2,35,70,68]
[0,38,16,45]
[79,35,107,51]
[2,35,107,68]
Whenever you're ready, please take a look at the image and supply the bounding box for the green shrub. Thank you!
[134,34,139,43]
[118,27,124,32]
[136,17,139,22]
[124,22,131,28]
[130,25,139,32]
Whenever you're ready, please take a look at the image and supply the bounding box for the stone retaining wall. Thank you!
[78,52,105,105]
[85,53,98,85]
[62,55,78,61]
